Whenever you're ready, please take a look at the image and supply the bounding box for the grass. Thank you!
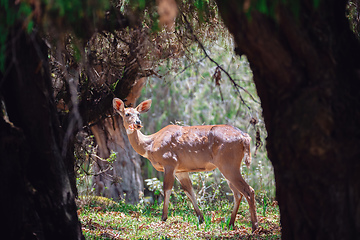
[77,195,281,239]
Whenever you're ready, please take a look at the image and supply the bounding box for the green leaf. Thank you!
[151,12,160,32]
[0,51,5,72]
[195,0,205,22]
[139,0,145,9]
[26,20,34,33]
[110,79,120,92]
[18,2,32,16]
[1,0,9,10]
[258,0,268,14]
[73,44,82,62]
[195,0,204,11]
[6,9,16,25]
[0,30,7,73]
[289,1,300,19]
[313,0,320,8]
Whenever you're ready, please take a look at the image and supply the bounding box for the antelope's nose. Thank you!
[135,120,141,125]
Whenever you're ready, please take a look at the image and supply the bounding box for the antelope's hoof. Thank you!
[198,215,204,224]
[252,223,259,233]
[228,221,235,229]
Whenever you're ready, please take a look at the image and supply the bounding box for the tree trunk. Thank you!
[0,26,83,239]
[217,1,360,239]
[91,116,144,203]
[91,78,146,203]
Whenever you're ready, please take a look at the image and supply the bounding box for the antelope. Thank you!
[113,98,259,231]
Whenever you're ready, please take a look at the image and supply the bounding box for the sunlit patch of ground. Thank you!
[77,196,281,239]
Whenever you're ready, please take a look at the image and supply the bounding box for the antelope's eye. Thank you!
[125,113,130,117]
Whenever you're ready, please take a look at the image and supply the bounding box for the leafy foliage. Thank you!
[347,0,360,39]
[138,29,275,199]
[3,0,275,216]
[0,1,34,71]
[61,2,276,215]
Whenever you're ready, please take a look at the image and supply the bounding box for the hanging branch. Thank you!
[213,66,224,101]
[179,11,260,110]
[250,117,263,156]
[179,10,264,155]
[174,56,207,78]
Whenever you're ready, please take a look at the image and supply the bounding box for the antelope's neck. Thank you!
[127,130,153,157]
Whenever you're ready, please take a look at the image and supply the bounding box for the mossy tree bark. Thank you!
[90,66,146,204]
[91,115,144,203]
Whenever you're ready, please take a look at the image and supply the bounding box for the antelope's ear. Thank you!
[113,98,125,115]
[135,99,152,113]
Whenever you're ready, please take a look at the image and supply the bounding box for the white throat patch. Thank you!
[126,128,135,134]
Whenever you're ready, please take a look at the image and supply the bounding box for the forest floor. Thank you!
[77,195,281,239]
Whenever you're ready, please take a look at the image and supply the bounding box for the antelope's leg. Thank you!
[162,166,175,221]
[176,172,204,223]
[227,181,243,228]
[217,165,258,232]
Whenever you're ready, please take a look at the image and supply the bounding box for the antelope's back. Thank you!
[152,124,249,149]
[150,125,249,171]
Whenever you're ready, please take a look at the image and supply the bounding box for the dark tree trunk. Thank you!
[217,1,360,239]
[0,26,83,239]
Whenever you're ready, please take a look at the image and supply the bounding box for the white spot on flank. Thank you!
[163,152,172,159]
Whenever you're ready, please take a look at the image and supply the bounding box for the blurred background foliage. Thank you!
[61,0,360,209]
[1,0,276,203]
[137,30,275,201]
[46,0,276,202]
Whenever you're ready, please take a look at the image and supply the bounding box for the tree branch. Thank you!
[180,11,260,110]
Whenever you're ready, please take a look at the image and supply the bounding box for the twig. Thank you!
[174,56,207,78]
[180,11,260,110]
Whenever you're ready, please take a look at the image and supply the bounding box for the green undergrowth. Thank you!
[77,195,281,239]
